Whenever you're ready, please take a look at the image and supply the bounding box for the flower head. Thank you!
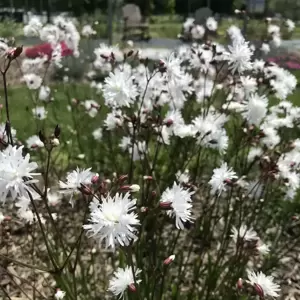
[247,270,280,298]
[0,145,39,202]
[83,192,140,250]
[231,224,259,243]
[59,168,93,203]
[209,162,237,196]
[160,182,194,229]
[102,69,138,108]
[228,38,253,74]
[108,266,141,299]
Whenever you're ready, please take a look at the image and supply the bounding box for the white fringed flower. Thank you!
[228,38,253,74]
[160,182,194,229]
[209,162,237,196]
[230,224,259,243]
[108,266,141,299]
[0,145,39,202]
[247,270,280,298]
[83,192,140,250]
[59,168,93,201]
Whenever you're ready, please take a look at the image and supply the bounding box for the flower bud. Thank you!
[91,174,99,184]
[151,191,157,198]
[160,201,172,209]
[79,184,93,195]
[120,184,140,192]
[128,283,136,293]
[163,254,175,265]
[143,176,153,181]
[51,138,60,146]
[164,119,173,127]
[254,283,264,298]
[118,174,128,182]
[141,206,148,213]
[237,278,243,289]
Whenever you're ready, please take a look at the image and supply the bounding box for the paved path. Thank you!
[20,37,300,53]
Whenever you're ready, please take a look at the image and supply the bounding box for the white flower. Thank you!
[0,145,39,202]
[47,191,61,206]
[23,74,42,90]
[32,106,48,120]
[102,69,138,108]
[92,128,103,141]
[161,52,184,83]
[268,24,280,36]
[104,110,123,130]
[160,182,194,229]
[209,162,237,196]
[39,86,51,101]
[83,192,140,250]
[0,211,5,223]
[271,35,281,48]
[54,289,66,300]
[191,25,205,39]
[256,242,270,255]
[261,43,270,54]
[240,76,257,95]
[176,170,190,184]
[26,135,44,148]
[59,168,93,199]
[206,17,218,31]
[243,94,268,126]
[0,122,16,143]
[228,38,253,74]
[286,19,295,32]
[108,266,141,298]
[231,224,259,243]
[81,24,96,37]
[83,100,100,118]
[247,270,280,298]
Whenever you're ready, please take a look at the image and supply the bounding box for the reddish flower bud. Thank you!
[118,174,128,182]
[254,283,264,298]
[237,278,243,289]
[151,191,157,198]
[128,283,136,293]
[7,46,23,59]
[31,144,39,149]
[4,216,11,221]
[160,201,172,209]
[163,254,175,265]
[143,176,153,181]
[292,215,299,221]
[120,184,140,192]
[164,119,173,127]
[79,185,93,195]
[141,206,148,213]
[91,174,99,184]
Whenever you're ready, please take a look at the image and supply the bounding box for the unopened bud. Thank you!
[237,278,243,289]
[31,144,39,149]
[253,283,264,298]
[151,191,157,198]
[163,254,175,265]
[127,50,134,57]
[79,185,93,195]
[118,174,128,182]
[164,119,173,127]
[128,283,136,293]
[51,138,60,146]
[120,184,140,192]
[8,46,23,59]
[71,98,78,105]
[100,54,109,59]
[143,176,153,181]
[141,206,148,213]
[292,215,299,221]
[160,201,172,209]
[54,124,61,138]
[91,174,99,184]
